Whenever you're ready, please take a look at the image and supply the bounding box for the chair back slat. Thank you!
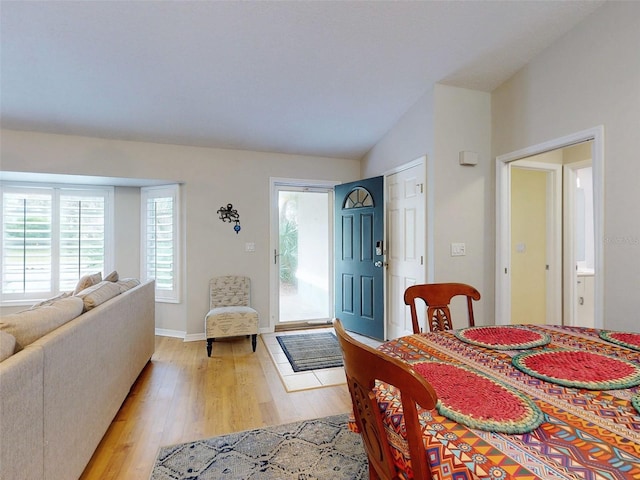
[404,282,480,333]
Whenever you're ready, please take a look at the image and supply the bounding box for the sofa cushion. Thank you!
[104,270,119,282]
[75,280,121,311]
[73,272,102,294]
[30,291,72,309]
[0,296,84,351]
[117,278,141,292]
[0,331,17,361]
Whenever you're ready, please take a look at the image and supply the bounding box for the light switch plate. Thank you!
[451,242,466,256]
[245,242,255,252]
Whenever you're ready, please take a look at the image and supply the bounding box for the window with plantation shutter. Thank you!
[1,184,113,304]
[2,189,53,296]
[59,193,107,291]
[141,185,179,302]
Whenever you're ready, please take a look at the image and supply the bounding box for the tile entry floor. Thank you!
[262,326,382,392]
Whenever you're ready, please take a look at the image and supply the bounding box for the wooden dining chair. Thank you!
[334,318,437,480]
[404,282,481,333]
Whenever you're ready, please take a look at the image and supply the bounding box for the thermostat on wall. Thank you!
[459,151,479,166]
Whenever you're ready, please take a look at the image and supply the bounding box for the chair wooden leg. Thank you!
[206,338,214,357]
[368,462,380,480]
[251,334,257,352]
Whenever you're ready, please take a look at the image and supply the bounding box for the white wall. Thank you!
[0,129,361,336]
[362,84,492,327]
[3,1,636,335]
[113,186,142,279]
[492,1,640,332]
[432,85,492,328]
[362,86,435,178]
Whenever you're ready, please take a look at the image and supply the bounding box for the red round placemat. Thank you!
[455,325,550,350]
[512,349,640,390]
[414,361,544,434]
[599,330,640,352]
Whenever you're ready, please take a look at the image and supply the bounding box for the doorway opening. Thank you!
[564,158,595,328]
[496,126,604,328]
[270,179,336,330]
[509,160,562,326]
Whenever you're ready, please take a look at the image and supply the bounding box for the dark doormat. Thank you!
[276,332,344,372]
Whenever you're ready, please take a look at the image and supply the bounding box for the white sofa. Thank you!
[0,279,155,480]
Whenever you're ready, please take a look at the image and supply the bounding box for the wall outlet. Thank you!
[451,242,466,256]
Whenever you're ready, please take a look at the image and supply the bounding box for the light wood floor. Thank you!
[79,334,353,480]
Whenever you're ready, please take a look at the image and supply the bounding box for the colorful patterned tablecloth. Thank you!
[376,325,640,480]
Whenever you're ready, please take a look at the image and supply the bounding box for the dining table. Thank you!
[373,324,640,480]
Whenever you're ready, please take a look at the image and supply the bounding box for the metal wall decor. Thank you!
[217,203,241,233]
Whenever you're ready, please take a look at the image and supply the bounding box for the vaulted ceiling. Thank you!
[1,1,604,160]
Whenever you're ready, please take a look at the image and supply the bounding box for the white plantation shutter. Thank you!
[59,193,107,291]
[142,185,179,302]
[2,189,53,296]
[1,184,113,303]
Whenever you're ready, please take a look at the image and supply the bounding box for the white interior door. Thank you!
[386,160,426,340]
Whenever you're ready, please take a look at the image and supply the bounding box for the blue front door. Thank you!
[334,176,384,340]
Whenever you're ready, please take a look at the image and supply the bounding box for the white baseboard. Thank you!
[184,333,206,342]
[155,329,270,342]
[155,328,185,339]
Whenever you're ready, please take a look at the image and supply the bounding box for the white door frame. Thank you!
[563,159,594,327]
[509,160,562,325]
[268,177,339,333]
[496,126,604,328]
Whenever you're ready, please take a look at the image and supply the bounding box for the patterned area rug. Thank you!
[149,413,367,480]
[277,332,344,372]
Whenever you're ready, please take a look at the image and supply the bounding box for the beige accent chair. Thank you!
[205,275,259,356]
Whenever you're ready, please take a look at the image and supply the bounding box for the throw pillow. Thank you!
[117,278,141,293]
[104,270,119,282]
[73,272,102,294]
[75,280,121,311]
[0,296,84,351]
[30,291,72,309]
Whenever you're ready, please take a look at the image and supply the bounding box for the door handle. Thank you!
[374,261,383,267]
